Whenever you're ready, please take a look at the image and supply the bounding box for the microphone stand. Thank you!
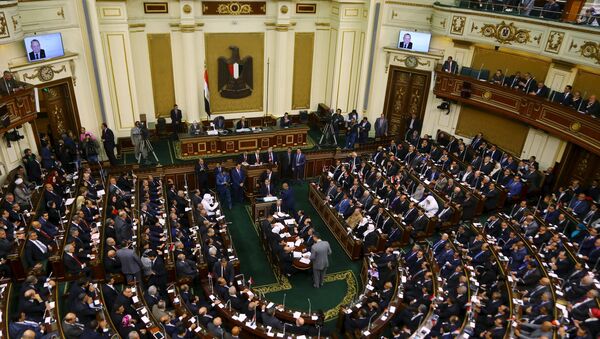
[307,298,311,315]
[282,293,286,310]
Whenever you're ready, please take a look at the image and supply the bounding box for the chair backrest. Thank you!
[299,110,308,122]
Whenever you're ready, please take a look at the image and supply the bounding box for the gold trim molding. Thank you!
[479,21,531,45]
[23,64,67,82]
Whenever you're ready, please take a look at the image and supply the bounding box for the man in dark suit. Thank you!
[531,82,549,98]
[230,164,246,203]
[374,113,388,138]
[519,72,537,94]
[483,183,499,212]
[0,71,28,96]
[28,39,46,60]
[280,183,296,215]
[279,112,292,128]
[281,147,294,179]
[292,148,306,182]
[170,104,182,137]
[584,95,600,117]
[399,33,413,49]
[263,147,278,165]
[259,179,275,197]
[24,231,50,268]
[442,56,458,74]
[195,158,208,192]
[236,116,250,129]
[101,123,117,165]
[213,258,235,284]
[559,85,573,106]
[176,253,198,278]
[406,113,421,136]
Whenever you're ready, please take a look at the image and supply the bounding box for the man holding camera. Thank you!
[131,121,145,163]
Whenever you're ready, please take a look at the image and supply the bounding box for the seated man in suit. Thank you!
[259,179,276,197]
[584,94,600,117]
[213,116,225,129]
[237,151,250,165]
[236,116,250,129]
[251,149,262,165]
[24,231,51,269]
[530,82,549,97]
[280,112,292,128]
[176,253,198,279]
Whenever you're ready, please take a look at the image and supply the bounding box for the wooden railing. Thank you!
[433,71,600,154]
[0,87,37,134]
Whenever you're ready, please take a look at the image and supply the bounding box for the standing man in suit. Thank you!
[559,85,573,106]
[399,33,413,49]
[406,113,421,138]
[28,39,46,60]
[101,123,117,165]
[292,148,306,183]
[374,113,388,138]
[310,233,331,288]
[195,158,208,192]
[442,56,458,74]
[231,163,246,203]
[116,241,144,284]
[281,147,294,180]
[170,104,182,138]
[518,72,537,94]
[280,182,296,216]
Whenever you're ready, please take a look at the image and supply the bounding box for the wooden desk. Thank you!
[178,125,310,156]
[308,183,363,260]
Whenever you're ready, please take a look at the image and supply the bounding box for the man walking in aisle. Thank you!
[310,233,331,288]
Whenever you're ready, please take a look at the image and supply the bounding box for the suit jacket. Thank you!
[442,60,458,74]
[236,120,250,129]
[64,253,84,274]
[101,128,116,148]
[29,50,46,60]
[534,85,550,98]
[399,42,413,49]
[231,168,246,186]
[24,241,49,267]
[374,117,388,137]
[170,108,182,123]
[310,240,331,270]
[212,262,235,282]
[116,247,143,275]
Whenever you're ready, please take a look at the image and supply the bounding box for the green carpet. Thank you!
[224,182,362,326]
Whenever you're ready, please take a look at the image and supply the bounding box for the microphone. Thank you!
[282,293,286,310]
[307,298,311,314]
[367,312,377,330]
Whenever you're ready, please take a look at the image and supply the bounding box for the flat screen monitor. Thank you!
[24,33,65,62]
[397,30,431,53]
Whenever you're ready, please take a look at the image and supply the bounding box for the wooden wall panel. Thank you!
[456,105,529,155]
[573,69,600,100]
[471,47,550,82]
[292,32,314,109]
[148,33,176,118]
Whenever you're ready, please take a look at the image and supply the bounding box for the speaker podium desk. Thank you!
[178,125,309,157]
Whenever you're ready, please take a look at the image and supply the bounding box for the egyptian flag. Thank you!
[203,69,211,117]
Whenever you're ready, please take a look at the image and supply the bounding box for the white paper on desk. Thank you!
[194,326,202,332]
[287,242,295,248]
[297,336,307,339]
[245,321,257,329]
[238,314,247,322]
[48,301,55,309]
[284,219,296,225]
[303,252,311,258]
[264,196,277,202]
[97,189,105,197]
[141,316,150,324]
[277,212,288,218]
[45,317,52,324]
[293,311,301,319]
[276,333,284,337]
[132,296,139,303]
[65,198,75,206]
[267,302,275,309]
[389,306,396,313]
[185,207,192,212]
[293,251,302,258]
[299,258,311,264]
[295,239,302,247]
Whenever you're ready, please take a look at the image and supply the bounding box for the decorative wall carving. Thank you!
[578,41,600,64]
[479,21,531,45]
[544,30,563,54]
[22,65,67,82]
[202,1,266,15]
[450,15,466,35]
[0,12,9,38]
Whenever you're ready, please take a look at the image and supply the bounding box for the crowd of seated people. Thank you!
[461,0,565,20]
[486,69,600,116]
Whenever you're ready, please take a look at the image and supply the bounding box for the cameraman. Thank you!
[81,133,99,163]
[131,121,144,162]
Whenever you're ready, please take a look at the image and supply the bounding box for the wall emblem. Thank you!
[0,12,9,39]
[480,21,530,45]
[450,16,466,35]
[579,41,600,64]
[218,46,253,99]
[544,31,564,54]
[202,1,266,15]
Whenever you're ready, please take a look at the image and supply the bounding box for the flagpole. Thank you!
[264,58,270,127]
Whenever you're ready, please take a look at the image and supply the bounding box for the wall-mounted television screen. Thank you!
[397,30,431,53]
[24,33,65,62]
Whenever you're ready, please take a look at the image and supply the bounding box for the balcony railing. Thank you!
[432,70,600,154]
[436,0,598,27]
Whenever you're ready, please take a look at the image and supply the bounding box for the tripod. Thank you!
[138,139,160,166]
[318,122,337,146]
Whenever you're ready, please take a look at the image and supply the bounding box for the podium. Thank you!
[250,196,275,222]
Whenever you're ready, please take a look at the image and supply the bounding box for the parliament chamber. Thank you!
[1,0,600,338]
